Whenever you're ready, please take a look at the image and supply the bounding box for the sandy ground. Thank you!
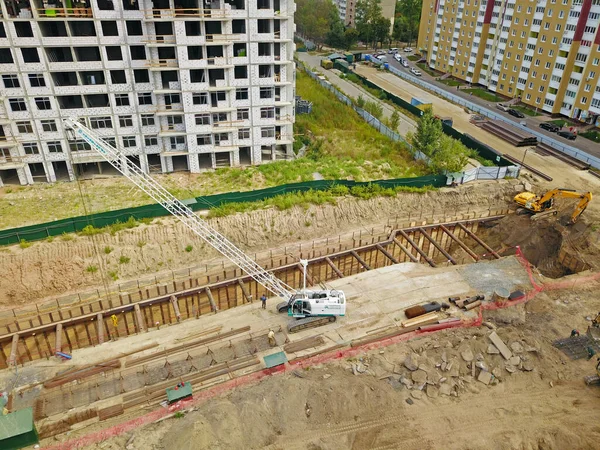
[86,283,600,450]
[353,65,600,196]
[0,181,519,308]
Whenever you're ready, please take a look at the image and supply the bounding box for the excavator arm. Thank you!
[514,188,592,224]
[570,192,592,223]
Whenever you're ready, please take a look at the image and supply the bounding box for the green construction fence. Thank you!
[0,175,446,246]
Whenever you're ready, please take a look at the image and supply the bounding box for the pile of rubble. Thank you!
[348,327,542,400]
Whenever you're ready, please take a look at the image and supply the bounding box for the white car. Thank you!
[394,53,402,62]
[388,48,399,54]
[410,67,422,76]
[404,47,413,52]
[401,60,409,68]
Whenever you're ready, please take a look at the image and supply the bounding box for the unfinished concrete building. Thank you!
[0,0,296,185]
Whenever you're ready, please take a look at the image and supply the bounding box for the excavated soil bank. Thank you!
[478,213,599,278]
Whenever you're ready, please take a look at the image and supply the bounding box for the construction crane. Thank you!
[514,188,592,224]
[63,118,345,332]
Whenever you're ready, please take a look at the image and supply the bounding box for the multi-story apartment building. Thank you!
[418,0,600,125]
[0,0,295,186]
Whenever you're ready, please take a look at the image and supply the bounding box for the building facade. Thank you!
[418,0,600,124]
[334,0,394,30]
[0,0,295,186]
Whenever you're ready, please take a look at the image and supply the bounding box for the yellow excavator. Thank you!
[514,188,592,224]
[584,313,600,386]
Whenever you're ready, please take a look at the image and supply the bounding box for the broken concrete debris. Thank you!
[488,331,513,360]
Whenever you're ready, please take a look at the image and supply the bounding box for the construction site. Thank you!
[1,67,600,450]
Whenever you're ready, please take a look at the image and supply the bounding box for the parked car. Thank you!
[557,130,577,140]
[388,48,399,54]
[394,53,402,62]
[496,103,510,112]
[401,60,409,67]
[539,122,560,132]
[410,67,422,76]
[404,47,413,52]
[508,108,525,118]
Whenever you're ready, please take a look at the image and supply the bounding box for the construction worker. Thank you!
[268,330,276,347]
[261,294,267,310]
[571,329,580,338]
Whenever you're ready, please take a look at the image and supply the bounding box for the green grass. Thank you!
[118,255,130,264]
[549,119,568,127]
[513,105,540,117]
[580,129,600,143]
[463,88,500,102]
[416,63,437,77]
[440,79,462,87]
[407,55,420,62]
[207,184,436,218]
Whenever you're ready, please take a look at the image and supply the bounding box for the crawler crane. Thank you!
[63,118,346,332]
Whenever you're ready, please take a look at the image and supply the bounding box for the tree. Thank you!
[355,0,385,48]
[390,111,400,130]
[429,135,470,173]
[373,16,391,47]
[296,0,340,49]
[344,27,360,50]
[396,0,422,46]
[412,108,442,158]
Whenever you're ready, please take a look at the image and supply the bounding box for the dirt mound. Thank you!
[479,213,600,278]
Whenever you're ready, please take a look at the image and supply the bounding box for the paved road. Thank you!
[296,52,417,137]
[383,52,600,160]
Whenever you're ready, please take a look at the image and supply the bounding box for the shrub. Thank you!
[108,270,118,281]
[104,246,113,254]
[185,245,193,252]
[119,255,131,264]
[86,265,98,273]
[61,232,74,241]
[80,224,103,236]
[19,239,32,249]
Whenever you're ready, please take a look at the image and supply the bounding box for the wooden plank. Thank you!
[457,223,500,258]
[8,334,19,366]
[392,237,418,263]
[351,250,371,270]
[418,227,456,265]
[96,313,104,344]
[397,230,436,267]
[376,243,399,264]
[170,295,181,323]
[206,287,218,312]
[237,279,252,303]
[325,257,344,278]
[440,224,479,261]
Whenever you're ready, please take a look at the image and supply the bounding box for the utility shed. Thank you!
[0,408,39,450]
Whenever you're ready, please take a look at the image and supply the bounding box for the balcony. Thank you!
[33,0,93,17]
[142,35,177,46]
[0,136,19,148]
[0,153,26,168]
[146,59,179,70]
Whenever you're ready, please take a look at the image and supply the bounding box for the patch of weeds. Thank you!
[107,270,119,281]
[137,241,147,248]
[86,265,98,273]
[5,188,12,194]
[174,411,185,419]
[46,236,55,243]
[304,220,312,227]
[185,245,193,252]
[119,255,131,264]
[80,224,104,236]
[19,239,32,249]
[61,232,74,241]
[140,217,153,225]
[104,246,113,254]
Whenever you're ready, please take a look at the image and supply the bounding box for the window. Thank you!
[192,93,208,105]
[170,136,184,149]
[115,94,130,106]
[21,48,40,63]
[16,121,33,133]
[119,115,133,127]
[134,69,150,83]
[130,46,146,60]
[261,127,275,138]
[69,140,91,152]
[214,133,229,145]
[237,109,249,120]
[197,134,211,145]
[167,115,183,126]
[236,88,249,100]
[106,46,123,61]
[259,87,273,99]
[110,70,127,84]
[122,136,136,148]
[41,120,57,132]
[23,143,39,155]
[585,84,591,92]
[126,20,143,36]
[90,117,113,129]
[141,114,155,126]
[138,93,152,105]
[2,74,19,89]
[190,69,206,83]
[144,136,158,146]
[581,97,587,104]
[212,112,227,123]
[47,141,63,153]
[35,97,52,110]
[260,107,275,119]
[195,114,210,125]
[238,128,250,139]
[29,74,45,87]
[101,21,118,36]
[593,58,600,66]
[102,137,116,147]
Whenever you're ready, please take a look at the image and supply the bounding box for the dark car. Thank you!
[539,122,560,132]
[557,130,577,140]
[508,108,525,118]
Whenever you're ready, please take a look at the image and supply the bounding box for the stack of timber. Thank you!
[479,120,537,147]
[284,336,325,354]
[535,142,590,170]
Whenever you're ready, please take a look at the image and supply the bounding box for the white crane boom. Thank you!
[64,117,295,300]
